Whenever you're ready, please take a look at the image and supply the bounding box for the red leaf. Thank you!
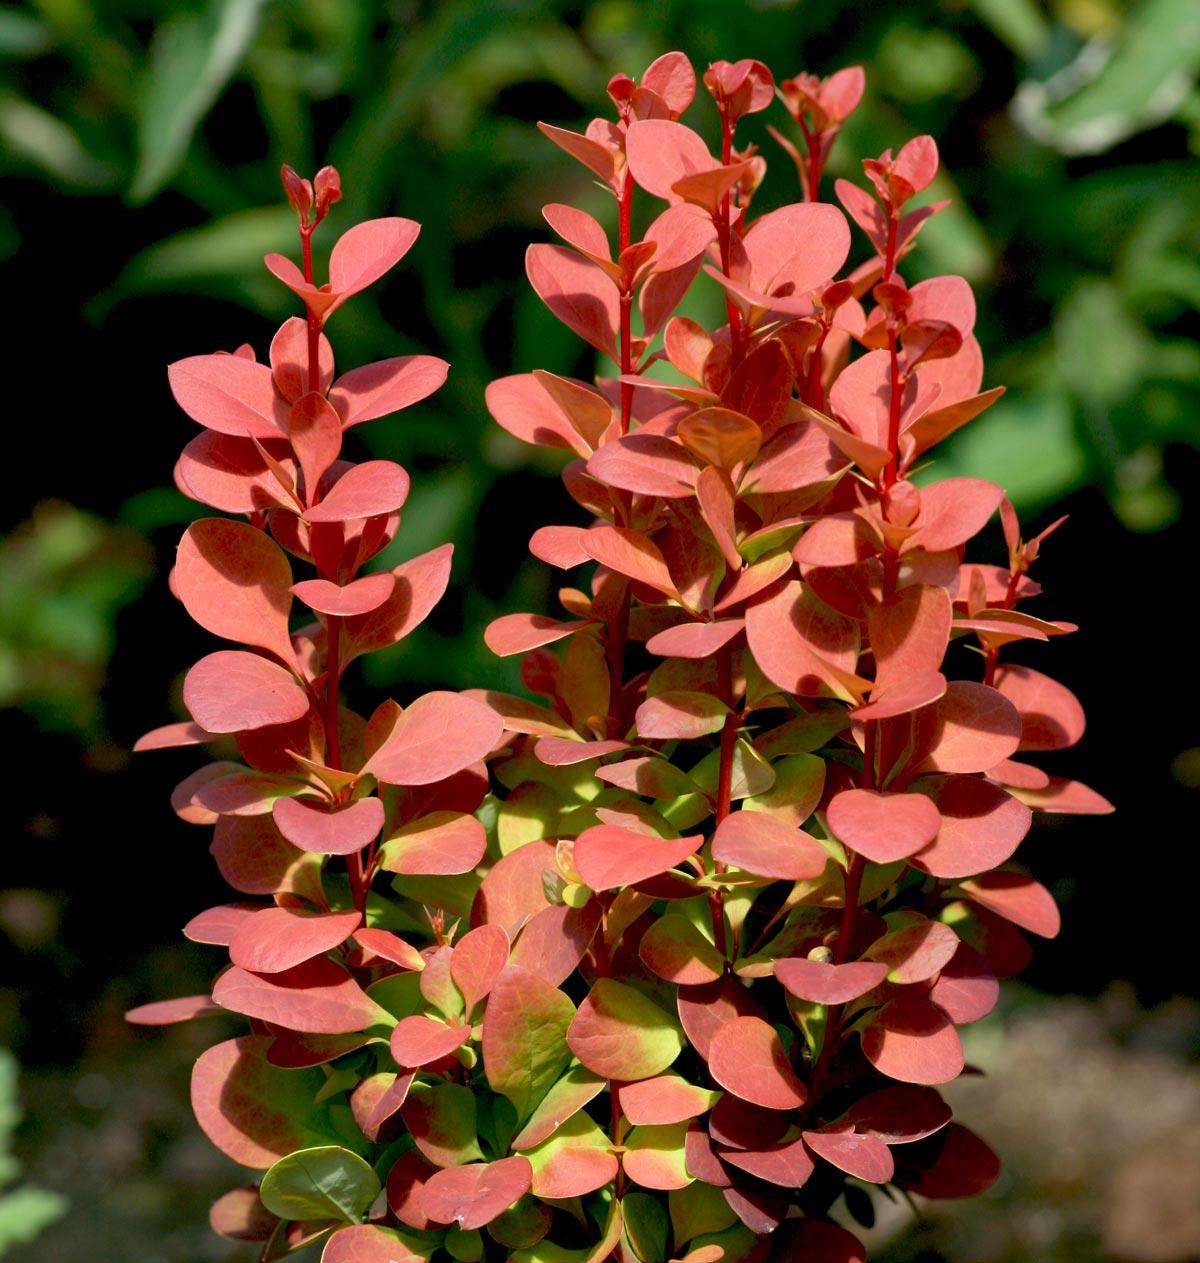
[342,544,453,664]
[328,217,420,301]
[912,775,1031,879]
[543,202,611,262]
[323,1225,429,1263]
[992,664,1085,752]
[707,1016,806,1109]
[869,585,952,691]
[126,995,218,1025]
[330,355,448,428]
[617,1075,715,1126]
[639,914,726,985]
[471,841,556,934]
[210,813,317,898]
[642,51,696,115]
[484,613,588,657]
[745,580,860,697]
[183,650,309,734]
[509,903,600,987]
[209,1185,277,1243]
[134,720,215,752]
[635,691,728,740]
[678,977,767,1060]
[306,460,410,523]
[841,1084,952,1143]
[175,432,294,513]
[625,119,716,201]
[585,434,699,498]
[292,573,395,617]
[168,354,286,439]
[573,824,700,892]
[530,525,591,569]
[526,244,619,359]
[176,518,296,664]
[958,871,1060,938]
[1012,775,1113,814]
[826,788,941,863]
[184,902,261,945]
[486,373,590,456]
[898,1123,1000,1199]
[864,917,960,983]
[802,1127,894,1183]
[386,1149,439,1230]
[212,956,388,1034]
[420,1157,532,1231]
[746,420,843,495]
[354,1070,416,1142]
[270,316,333,401]
[853,671,947,722]
[271,795,384,855]
[723,1185,788,1233]
[389,1015,471,1068]
[774,1221,866,1263]
[645,204,717,272]
[860,994,964,1085]
[581,525,679,599]
[909,477,1004,553]
[912,681,1023,775]
[190,1036,331,1168]
[536,122,618,188]
[288,393,342,501]
[711,812,828,880]
[534,737,629,766]
[644,619,743,658]
[928,942,1000,1023]
[450,923,510,1012]
[366,691,502,785]
[379,811,488,877]
[740,203,851,302]
[228,906,361,973]
[774,958,887,1005]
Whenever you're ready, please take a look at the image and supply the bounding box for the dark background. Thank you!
[1,0,1198,1259]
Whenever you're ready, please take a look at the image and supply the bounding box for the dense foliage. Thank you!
[133,49,1111,1263]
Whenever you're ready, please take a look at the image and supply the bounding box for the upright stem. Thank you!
[301,214,366,910]
[716,110,745,369]
[618,172,634,436]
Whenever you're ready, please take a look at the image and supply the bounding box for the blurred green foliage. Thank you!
[0,505,152,738]
[1,0,1197,703]
[0,1051,65,1254]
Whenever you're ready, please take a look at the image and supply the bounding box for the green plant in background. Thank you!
[0,504,152,739]
[1,0,1197,716]
[0,1051,65,1254]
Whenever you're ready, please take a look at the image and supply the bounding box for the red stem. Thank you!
[716,109,745,368]
[618,172,634,435]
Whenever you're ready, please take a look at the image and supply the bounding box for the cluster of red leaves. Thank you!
[131,52,1111,1263]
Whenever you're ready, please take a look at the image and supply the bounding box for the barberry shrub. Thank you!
[132,52,1111,1263]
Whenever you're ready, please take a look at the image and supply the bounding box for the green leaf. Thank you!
[742,753,825,827]
[0,90,116,188]
[482,967,575,1124]
[669,1181,737,1248]
[259,1145,381,1223]
[623,1191,669,1263]
[132,0,268,201]
[1029,0,1200,154]
[0,1187,68,1250]
[511,1066,606,1152]
[567,979,684,1081]
[931,390,1088,511]
[446,1227,484,1262]
[511,1194,622,1263]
